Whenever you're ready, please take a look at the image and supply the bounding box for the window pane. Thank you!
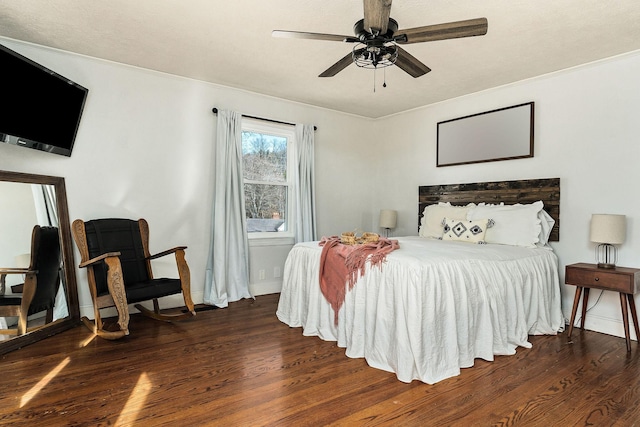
[245,183,287,233]
[242,131,287,182]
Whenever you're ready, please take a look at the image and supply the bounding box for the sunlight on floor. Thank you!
[78,333,97,348]
[20,356,70,408]
[115,372,153,426]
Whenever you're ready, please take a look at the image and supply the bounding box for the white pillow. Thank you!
[419,202,476,239]
[537,209,555,246]
[467,201,544,247]
[442,218,489,244]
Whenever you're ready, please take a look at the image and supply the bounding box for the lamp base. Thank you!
[597,262,616,269]
[595,243,618,269]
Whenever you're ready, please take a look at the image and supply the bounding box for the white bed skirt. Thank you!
[276,237,564,384]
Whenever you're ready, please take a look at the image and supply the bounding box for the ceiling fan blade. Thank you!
[319,49,364,77]
[396,18,488,44]
[363,0,392,35]
[272,30,351,42]
[394,46,431,78]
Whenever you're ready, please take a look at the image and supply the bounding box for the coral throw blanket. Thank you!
[318,236,400,324]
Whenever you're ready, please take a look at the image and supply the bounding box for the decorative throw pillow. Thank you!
[442,218,489,244]
[419,202,476,239]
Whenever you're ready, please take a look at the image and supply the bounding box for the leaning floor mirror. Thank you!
[0,170,79,354]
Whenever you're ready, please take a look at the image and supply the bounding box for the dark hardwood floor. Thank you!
[1,293,640,426]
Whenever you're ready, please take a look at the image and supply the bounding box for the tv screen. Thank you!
[0,43,88,157]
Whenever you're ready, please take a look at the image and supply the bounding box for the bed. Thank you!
[276,178,564,384]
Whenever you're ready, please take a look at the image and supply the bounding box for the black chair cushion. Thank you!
[84,219,150,297]
[0,296,23,306]
[83,219,183,305]
[29,226,61,315]
[125,278,183,304]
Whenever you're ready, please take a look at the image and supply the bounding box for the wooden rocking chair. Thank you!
[0,225,61,336]
[72,218,195,340]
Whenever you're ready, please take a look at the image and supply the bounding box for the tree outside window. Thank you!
[242,125,293,235]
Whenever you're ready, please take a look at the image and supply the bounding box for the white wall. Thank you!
[0,38,377,315]
[370,49,640,339]
[0,181,37,289]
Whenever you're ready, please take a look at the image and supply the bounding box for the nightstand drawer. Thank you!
[566,265,636,293]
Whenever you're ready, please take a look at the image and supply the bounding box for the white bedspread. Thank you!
[276,236,564,384]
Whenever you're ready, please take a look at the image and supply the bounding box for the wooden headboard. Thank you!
[418,178,560,241]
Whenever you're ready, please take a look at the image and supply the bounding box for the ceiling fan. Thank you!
[272,0,487,78]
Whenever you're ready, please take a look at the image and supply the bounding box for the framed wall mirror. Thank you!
[0,170,79,354]
[437,102,535,167]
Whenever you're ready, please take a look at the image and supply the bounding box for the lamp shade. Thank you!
[14,253,31,268]
[590,214,626,245]
[379,210,397,229]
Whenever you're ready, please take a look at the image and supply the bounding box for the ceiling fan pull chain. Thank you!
[373,67,376,92]
[383,67,387,88]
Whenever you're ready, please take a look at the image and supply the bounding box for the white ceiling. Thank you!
[2,0,640,118]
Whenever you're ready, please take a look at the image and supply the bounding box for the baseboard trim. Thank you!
[569,312,637,341]
[250,280,282,296]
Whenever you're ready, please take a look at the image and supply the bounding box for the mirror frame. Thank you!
[0,170,79,354]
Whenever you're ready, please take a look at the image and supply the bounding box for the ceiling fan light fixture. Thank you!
[352,42,398,70]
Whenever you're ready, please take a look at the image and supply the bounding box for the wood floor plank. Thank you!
[2,293,640,426]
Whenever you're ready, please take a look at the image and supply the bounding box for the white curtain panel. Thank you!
[293,124,317,243]
[31,184,58,227]
[204,110,252,307]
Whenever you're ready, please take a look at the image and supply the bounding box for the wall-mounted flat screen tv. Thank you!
[0,43,88,157]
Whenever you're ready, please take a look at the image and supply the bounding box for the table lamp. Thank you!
[379,210,397,238]
[590,214,626,269]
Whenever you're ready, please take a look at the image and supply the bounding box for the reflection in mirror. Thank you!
[0,171,79,354]
[0,182,68,339]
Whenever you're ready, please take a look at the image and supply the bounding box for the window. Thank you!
[242,119,295,238]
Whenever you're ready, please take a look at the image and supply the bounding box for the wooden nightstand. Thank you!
[565,262,640,351]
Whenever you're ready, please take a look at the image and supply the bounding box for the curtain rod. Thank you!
[211,108,317,131]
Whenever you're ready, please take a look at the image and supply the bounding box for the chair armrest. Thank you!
[0,268,35,275]
[148,246,187,260]
[0,268,37,295]
[79,252,122,268]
